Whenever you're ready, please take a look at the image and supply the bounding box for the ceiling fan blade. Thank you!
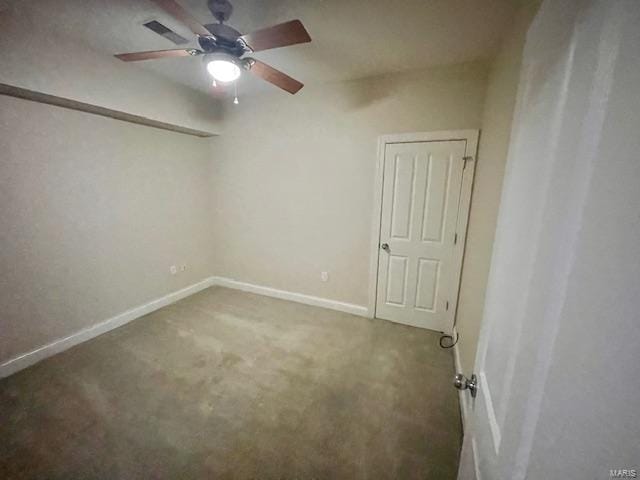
[240,20,311,52]
[114,48,200,62]
[149,0,211,37]
[248,59,304,94]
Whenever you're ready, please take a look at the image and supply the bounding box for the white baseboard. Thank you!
[210,276,370,318]
[0,277,215,379]
[1,276,370,379]
[452,326,470,430]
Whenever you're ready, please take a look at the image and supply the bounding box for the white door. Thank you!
[458,1,640,479]
[375,139,469,332]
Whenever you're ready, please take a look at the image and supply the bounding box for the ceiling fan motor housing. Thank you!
[198,27,248,57]
[200,1,248,57]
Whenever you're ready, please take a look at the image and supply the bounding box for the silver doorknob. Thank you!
[454,373,478,398]
[381,243,390,252]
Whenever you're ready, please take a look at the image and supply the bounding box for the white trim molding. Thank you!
[472,437,482,480]
[453,326,471,429]
[210,276,370,318]
[480,370,502,455]
[0,277,215,379]
[1,275,370,380]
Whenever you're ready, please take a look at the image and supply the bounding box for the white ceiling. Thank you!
[12,0,519,95]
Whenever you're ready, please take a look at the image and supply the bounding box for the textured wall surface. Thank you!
[0,96,215,363]
[210,62,489,307]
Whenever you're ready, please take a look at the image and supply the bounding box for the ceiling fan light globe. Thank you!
[207,59,241,82]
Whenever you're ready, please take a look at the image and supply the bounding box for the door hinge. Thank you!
[454,233,458,245]
[463,155,473,170]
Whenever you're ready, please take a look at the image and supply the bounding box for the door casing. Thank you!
[368,130,479,333]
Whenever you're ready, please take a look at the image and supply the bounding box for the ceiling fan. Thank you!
[115,0,311,94]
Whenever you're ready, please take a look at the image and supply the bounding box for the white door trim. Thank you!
[367,130,479,332]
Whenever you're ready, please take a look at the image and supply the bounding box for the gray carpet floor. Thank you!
[0,286,461,479]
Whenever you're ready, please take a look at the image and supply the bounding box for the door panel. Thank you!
[376,140,467,331]
[457,1,636,479]
[466,41,576,478]
[415,258,439,311]
[390,154,416,239]
[385,255,408,305]
[421,154,451,243]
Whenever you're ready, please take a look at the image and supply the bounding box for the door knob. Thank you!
[454,373,478,398]
[381,243,390,252]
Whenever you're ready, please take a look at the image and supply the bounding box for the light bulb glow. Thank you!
[206,60,241,82]
[233,96,239,105]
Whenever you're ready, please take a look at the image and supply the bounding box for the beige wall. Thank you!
[455,0,541,375]
[0,3,531,372]
[0,96,215,363]
[210,62,489,307]
[0,0,223,366]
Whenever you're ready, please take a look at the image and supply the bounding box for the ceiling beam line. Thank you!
[0,83,217,138]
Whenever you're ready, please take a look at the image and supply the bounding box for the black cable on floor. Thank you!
[439,330,459,349]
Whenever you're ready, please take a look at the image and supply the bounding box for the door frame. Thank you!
[367,130,480,333]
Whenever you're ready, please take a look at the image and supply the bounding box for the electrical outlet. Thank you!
[321,271,329,282]
[169,265,177,275]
